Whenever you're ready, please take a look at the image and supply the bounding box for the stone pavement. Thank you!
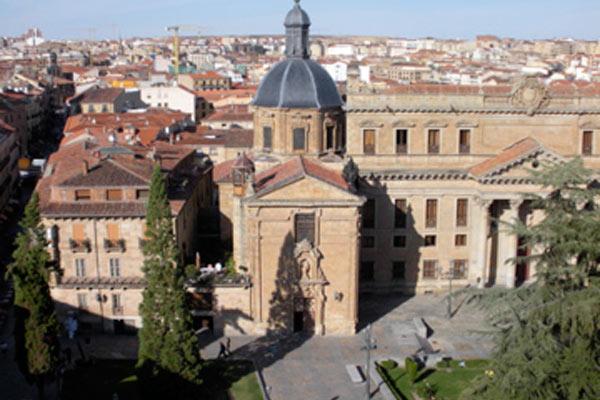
[0,293,493,400]
[200,293,495,400]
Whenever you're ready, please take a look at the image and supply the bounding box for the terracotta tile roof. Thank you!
[213,158,237,183]
[254,157,351,194]
[80,88,124,103]
[225,129,253,148]
[469,137,542,177]
[57,160,150,187]
[205,110,253,122]
[42,202,147,218]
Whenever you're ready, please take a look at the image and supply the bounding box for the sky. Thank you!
[0,0,598,41]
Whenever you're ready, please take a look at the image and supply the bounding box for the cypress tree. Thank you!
[7,192,61,399]
[463,158,600,400]
[137,166,202,397]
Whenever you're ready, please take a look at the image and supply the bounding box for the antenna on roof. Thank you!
[108,132,117,146]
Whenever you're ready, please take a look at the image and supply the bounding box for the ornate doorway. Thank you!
[293,239,328,335]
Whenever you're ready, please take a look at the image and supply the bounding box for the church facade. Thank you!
[214,1,600,336]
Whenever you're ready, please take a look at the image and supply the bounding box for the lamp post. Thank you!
[438,262,466,319]
[361,324,377,399]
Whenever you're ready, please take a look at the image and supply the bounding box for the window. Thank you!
[456,199,468,227]
[75,259,86,277]
[101,104,108,113]
[459,129,471,154]
[294,213,315,244]
[110,258,121,277]
[393,235,406,248]
[452,260,468,279]
[360,261,375,282]
[75,189,91,201]
[72,223,85,242]
[136,189,150,200]
[396,129,408,154]
[77,293,88,310]
[582,130,593,155]
[106,189,123,201]
[112,294,122,313]
[395,199,407,228]
[362,199,376,229]
[326,125,335,150]
[263,127,272,150]
[425,199,438,228]
[87,105,94,113]
[423,260,437,279]
[392,261,405,280]
[363,129,376,154]
[455,234,467,247]
[424,235,437,247]
[428,129,440,154]
[362,236,375,248]
[107,223,120,242]
[293,128,306,151]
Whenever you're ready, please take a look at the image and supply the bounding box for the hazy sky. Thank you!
[0,0,598,40]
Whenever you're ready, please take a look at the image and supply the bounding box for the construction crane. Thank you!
[166,24,203,77]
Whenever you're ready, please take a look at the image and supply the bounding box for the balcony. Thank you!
[112,306,124,316]
[69,239,91,253]
[104,239,126,253]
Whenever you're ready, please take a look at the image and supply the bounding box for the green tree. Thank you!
[463,158,600,400]
[6,193,61,399]
[137,166,202,398]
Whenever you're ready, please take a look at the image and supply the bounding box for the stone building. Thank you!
[211,2,600,336]
[40,140,212,333]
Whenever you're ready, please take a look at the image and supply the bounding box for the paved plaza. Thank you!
[0,292,495,400]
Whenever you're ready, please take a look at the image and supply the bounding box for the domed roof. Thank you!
[253,58,343,109]
[285,1,311,27]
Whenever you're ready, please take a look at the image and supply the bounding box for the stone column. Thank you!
[496,200,521,288]
[470,198,492,288]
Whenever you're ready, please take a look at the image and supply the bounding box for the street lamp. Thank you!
[361,324,377,399]
[437,262,466,319]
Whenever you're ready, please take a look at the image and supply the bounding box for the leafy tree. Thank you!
[137,166,202,398]
[6,193,61,399]
[463,158,600,400]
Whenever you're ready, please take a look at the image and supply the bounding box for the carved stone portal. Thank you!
[293,239,328,335]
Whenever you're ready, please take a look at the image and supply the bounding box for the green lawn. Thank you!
[378,359,489,400]
[61,359,263,400]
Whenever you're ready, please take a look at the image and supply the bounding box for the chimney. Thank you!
[82,160,89,175]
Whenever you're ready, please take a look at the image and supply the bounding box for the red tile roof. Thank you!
[254,157,351,194]
[469,137,542,177]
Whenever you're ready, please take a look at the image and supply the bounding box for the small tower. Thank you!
[232,152,255,197]
[285,0,311,59]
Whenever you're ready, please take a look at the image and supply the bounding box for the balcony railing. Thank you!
[69,239,91,253]
[112,306,124,316]
[104,239,126,253]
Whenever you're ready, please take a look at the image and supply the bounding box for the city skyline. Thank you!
[0,0,599,41]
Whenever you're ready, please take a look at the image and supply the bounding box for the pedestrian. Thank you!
[226,337,232,356]
[218,341,227,359]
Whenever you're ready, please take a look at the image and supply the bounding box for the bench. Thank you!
[346,364,365,384]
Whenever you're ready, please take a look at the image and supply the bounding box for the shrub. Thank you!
[379,360,398,370]
[415,382,439,400]
[405,357,419,383]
